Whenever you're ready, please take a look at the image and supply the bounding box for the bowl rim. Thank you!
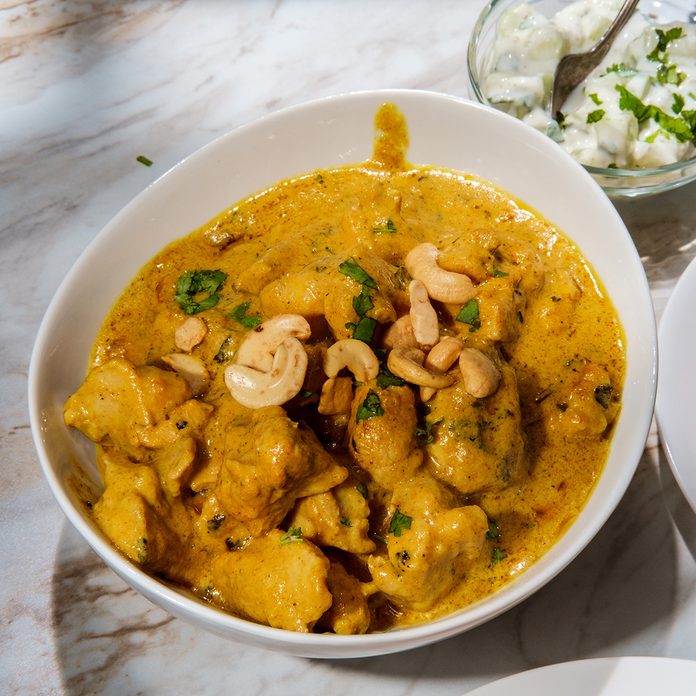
[466,0,696,182]
[28,87,657,658]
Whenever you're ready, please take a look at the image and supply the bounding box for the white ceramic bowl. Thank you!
[29,89,657,658]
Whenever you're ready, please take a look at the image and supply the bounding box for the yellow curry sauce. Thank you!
[64,104,624,633]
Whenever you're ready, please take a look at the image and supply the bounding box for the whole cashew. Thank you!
[459,347,501,398]
[323,338,379,382]
[420,337,464,401]
[236,314,311,372]
[387,347,454,389]
[174,317,207,353]
[405,243,475,304]
[318,376,354,415]
[409,279,439,347]
[382,315,418,350]
[161,353,210,396]
[225,337,308,408]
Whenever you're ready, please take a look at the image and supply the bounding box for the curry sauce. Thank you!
[64,104,624,633]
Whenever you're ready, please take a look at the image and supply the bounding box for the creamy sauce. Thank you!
[483,0,696,168]
[64,104,625,633]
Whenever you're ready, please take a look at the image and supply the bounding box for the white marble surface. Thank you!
[2,1,696,693]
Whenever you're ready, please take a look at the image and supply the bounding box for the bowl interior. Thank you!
[29,89,657,657]
[467,0,696,198]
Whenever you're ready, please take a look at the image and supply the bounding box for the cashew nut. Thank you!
[161,353,210,396]
[409,279,439,347]
[459,347,501,398]
[236,314,311,372]
[387,347,454,389]
[420,337,464,401]
[405,243,475,304]
[225,337,308,408]
[324,338,379,382]
[174,317,208,352]
[382,315,418,350]
[318,376,354,415]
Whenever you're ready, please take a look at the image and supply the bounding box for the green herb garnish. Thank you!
[486,520,500,540]
[136,155,153,167]
[280,527,304,544]
[594,384,613,409]
[356,482,368,498]
[388,509,413,537]
[352,286,374,316]
[491,547,507,565]
[586,109,605,124]
[346,316,378,344]
[673,93,685,114]
[376,365,405,389]
[338,258,378,289]
[416,418,441,445]
[174,269,227,315]
[456,298,481,331]
[229,300,262,329]
[373,218,397,234]
[213,336,234,363]
[657,63,686,86]
[589,93,602,106]
[492,267,509,278]
[647,26,684,62]
[340,516,352,527]
[356,390,384,422]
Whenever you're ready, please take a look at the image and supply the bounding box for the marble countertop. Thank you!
[2,1,696,693]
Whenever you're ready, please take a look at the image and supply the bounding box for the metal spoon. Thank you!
[550,0,640,117]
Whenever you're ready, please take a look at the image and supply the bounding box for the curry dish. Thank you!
[64,104,625,633]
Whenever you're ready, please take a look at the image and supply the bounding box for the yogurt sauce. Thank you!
[482,0,696,168]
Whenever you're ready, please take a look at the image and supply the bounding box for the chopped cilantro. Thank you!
[657,63,686,86]
[456,298,481,331]
[356,390,384,422]
[492,267,509,278]
[589,93,602,106]
[356,482,368,498]
[373,218,397,234]
[347,316,378,344]
[594,384,613,409]
[416,418,441,445]
[340,516,352,527]
[647,26,684,62]
[673,93,685,114]
[372,533,388,545]
[586,109,605,124]
[491,547,507,565]
[616,85,694,143]
[555,111,566,127]
[228,300,262,329]
[338,258,378,289]
[136,155,153,167]
[486,520,500,540]
[388,509,413,537]
[280,527,304,544]
[352,286,374,316]
[604,62,635,75]
[136,537,148,563]
[174,269,227,315]
[376,365,405,388]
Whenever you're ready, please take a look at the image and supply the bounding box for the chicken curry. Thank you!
[64,103,624,633]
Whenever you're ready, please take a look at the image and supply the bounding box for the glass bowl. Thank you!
[467,0,696,198]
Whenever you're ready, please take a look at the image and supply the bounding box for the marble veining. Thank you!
[2,0,696,693]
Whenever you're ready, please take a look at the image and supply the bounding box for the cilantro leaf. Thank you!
[280,527,304,544]
[586,109,605,124]
[373,218,397,234]
[356,390,384,422]
[416,418,441,445]
[228,300,262,329]
[352,286,374,316]
[214,336,234,363]
[594,384,613,409]
[339,258,378,289]
[491,546,507,565]
[456,298,481,331]
[486,520,500,540]
[589,93,602,106]
[647,26,684,62]
[657,63,686,86]
[388,509,412,537]
[136,155,153,167]
[174,269,227,315]
[350,316,378,343]
[340,516,352,527]
[376,365,405,388]
[673,93,685,114]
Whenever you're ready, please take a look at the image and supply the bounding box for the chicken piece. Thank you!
[316,559,371,635]
[473,277,526,343]
[210,530,332,632]
[348,384,423,489]
[92,446,190,577]
[64,357,192,460]
[137,398,213,449]
[215,406,347,535]
[259,260,328,318]
[367,473,488,611]
[153,436,197,497]
[541,358,620,438]
[288,479,376,554]
[426,360,527,495]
